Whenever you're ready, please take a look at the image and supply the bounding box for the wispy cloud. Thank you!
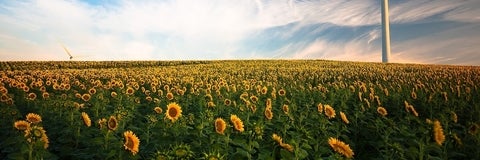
[0,0,479,65]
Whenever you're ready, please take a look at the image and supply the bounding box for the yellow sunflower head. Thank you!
[328,137,354,158]
[108,116,118,131]
[278,89,286,96]
[340,112,349,124]
[230,114,244,132]
[264,108,273,120]
[433,120,445,146]
[214,118,226,135]
[166,92,174,100]
[14,120,30,130]
[165,102,182,122]
[123,130,140,155]
[377,107,388,116]
[126,87,135,95]
[317,103,323,113]
[81,112,91,127]
[272,133,283,144]
[154,107,163,114]
[82,93,91,102]
[282,104,289,114]
[324,105,336,119]
[26,113,42,124]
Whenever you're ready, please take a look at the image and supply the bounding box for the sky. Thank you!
[0,0,479,65]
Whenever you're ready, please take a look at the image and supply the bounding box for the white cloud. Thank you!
[0,0,479,64]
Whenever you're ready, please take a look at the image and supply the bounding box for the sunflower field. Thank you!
[0,60,479,159]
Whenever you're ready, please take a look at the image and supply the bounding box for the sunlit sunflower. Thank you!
[166,92,174,100]
[41,92,49,99]
[166,102,182,122]
[26,113,42,124]
[377,107,388,116]
[81,112,91,127]
[82,93,91,102]
[24,126,49,149]
[340,112,349,124]
[282,104,289,114]
[433,120,445,146]
[278,89,286,96]
[89,88,96,95]
[108,116,118,131]
[14,120,30,130]
[207,101,216,108]
[250,95,258,103]
[123,130,140,155]
[214,118,226,135]
[27,92,36,100]
[280,143,294,152]
[230,114,244,132]
[324,105,336,119]
[264,108,273,120]
[328,137,354,158]
[272,133,283,144]
[317,103,323,113]
[111,91,117,98]
[224,99,231,106]
[98,118,107,129]
[261,86,268,95]
[154,107,163,114]
[126,87,135,95]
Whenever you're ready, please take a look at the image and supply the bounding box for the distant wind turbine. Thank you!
[61,44,73,60]
[60,44,92,60]
[382,0,391,63]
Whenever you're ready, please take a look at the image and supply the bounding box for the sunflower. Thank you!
[282,104,289,114]
[324,105,336,119]
[166,102,182,122]
[89,88,96,95]
[261,86,268,95]
[26,113,42,124]
[154,107,163,114]
[433,120,445,146]
[224,99,231,106]
[450,111,458,123]
[14,120,30,130]
[278,89,286,96]
[111,91,117,98]
[123,130,140,155]
[230,114,244,132]
[266,98,272,109]
[317,103,323,113]
[264,108,273,120]
[81,112,91,127]
[108,116,118,131]
[27,92,36,100]
[24,126,49,149]
[280,143,294,152]
[272,133,283,144]
[166,92,174,100]
[207,101,216,108]
[126,87,135,95]
[377,107,388,116]
[250,96,258,103]
[340,112,349,124]
[214,118,226,135]
[82,93,91,102]
[328,137,354,158]
[41,92,49,99]
[98,118,107,129]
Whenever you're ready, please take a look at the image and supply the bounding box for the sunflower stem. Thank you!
[28,142,33,160]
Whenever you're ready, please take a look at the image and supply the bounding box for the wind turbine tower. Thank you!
[381,0,391,63]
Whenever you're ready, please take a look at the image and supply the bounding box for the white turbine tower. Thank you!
[381,0,391,63]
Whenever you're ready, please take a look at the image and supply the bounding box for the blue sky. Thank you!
[0,0,479,65]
